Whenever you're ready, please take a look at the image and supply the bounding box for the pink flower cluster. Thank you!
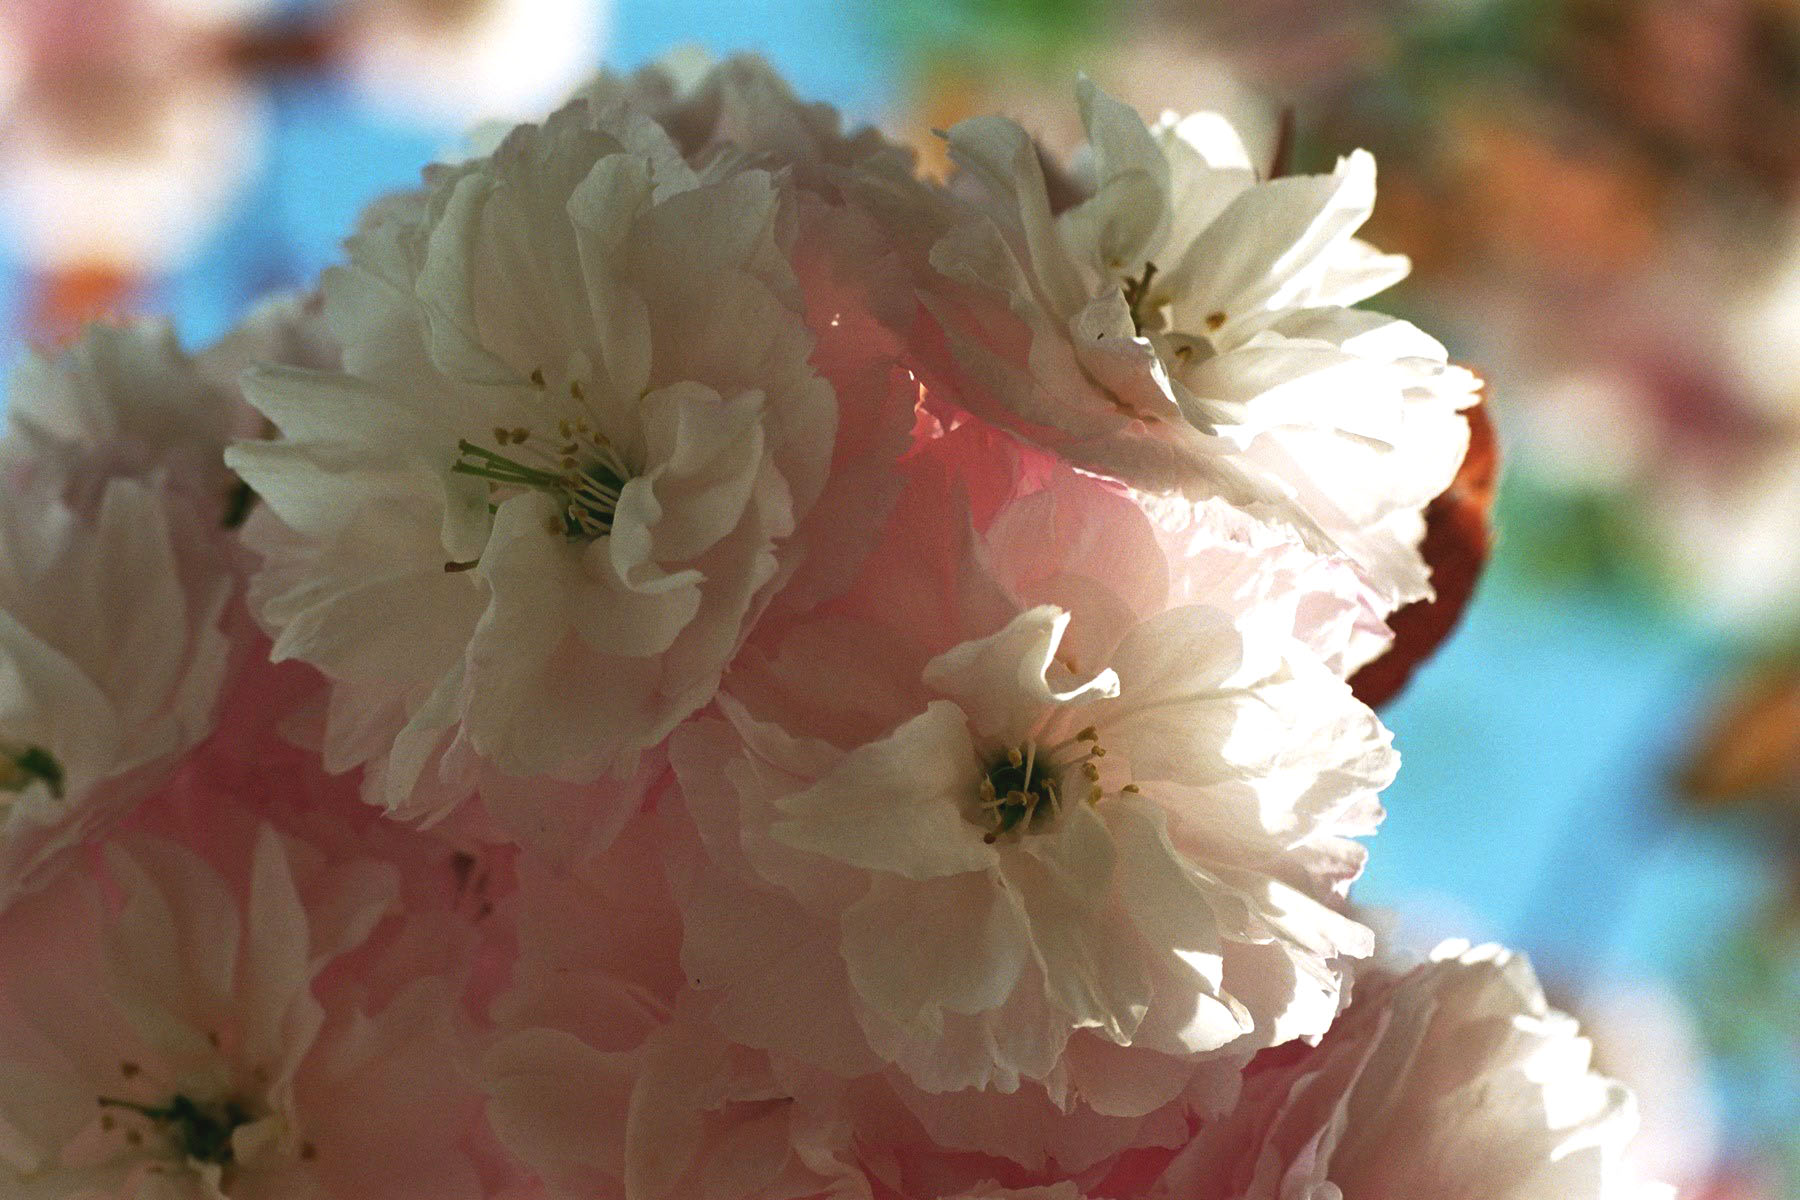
[0,57,1664,1200]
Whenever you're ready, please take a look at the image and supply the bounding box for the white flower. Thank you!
[921,79,1476,607]
[226,95,837,821]
[571,53,935,618]
[1,320,252,519]
[674,601,1392,1097]
[0,323,243,909]
[1155,941,1673,1200]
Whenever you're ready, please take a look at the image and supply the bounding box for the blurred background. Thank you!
[0,1,1793,1194]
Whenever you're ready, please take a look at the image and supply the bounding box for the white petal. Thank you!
[922,607,1119,744]
[770,701,994,881]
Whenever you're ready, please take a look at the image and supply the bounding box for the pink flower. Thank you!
[482,813,685,1197]
[0,321,250,910]
[0,803,492,1198]
[1154,941,1672,1200]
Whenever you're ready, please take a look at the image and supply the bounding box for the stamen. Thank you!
[978,739,1063,843]
[452,440,564,488]
[451,422,632,550]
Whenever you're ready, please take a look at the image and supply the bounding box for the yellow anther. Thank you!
[1075,726,1098,743]
[1007,746,1023,768]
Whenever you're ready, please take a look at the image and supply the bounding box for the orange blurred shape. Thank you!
[1352,393,1499,709]
[29,264,140,345]
[905,67,986,182]
[1679,658,1800,810]
[1451,109,1661,285]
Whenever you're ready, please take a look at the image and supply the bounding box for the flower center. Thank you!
[98,1093,255,1167]
[1120,261,1161,336]
[445,372,637,565]
[452,415,630,543]
[976,726,1111,844]
[222,477,256,530]
[0,741,63,800]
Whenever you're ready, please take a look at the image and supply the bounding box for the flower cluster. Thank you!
[0,56,1664,1200]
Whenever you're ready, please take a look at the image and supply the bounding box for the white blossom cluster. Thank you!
[0,56,1668,1200]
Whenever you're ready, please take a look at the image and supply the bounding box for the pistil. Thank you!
[977,726,1114,843]
[1121,261,1161,336]
[0,742,64,800]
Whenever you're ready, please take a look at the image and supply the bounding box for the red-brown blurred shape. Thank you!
[220,20,343,76]
[1351,395,1499,709]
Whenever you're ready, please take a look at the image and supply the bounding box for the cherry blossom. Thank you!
[917,79,1477,608]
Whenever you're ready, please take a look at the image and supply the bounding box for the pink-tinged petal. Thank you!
[840,870,1031,1027]
[770,701,993,881]
[485,1028,635,1196]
